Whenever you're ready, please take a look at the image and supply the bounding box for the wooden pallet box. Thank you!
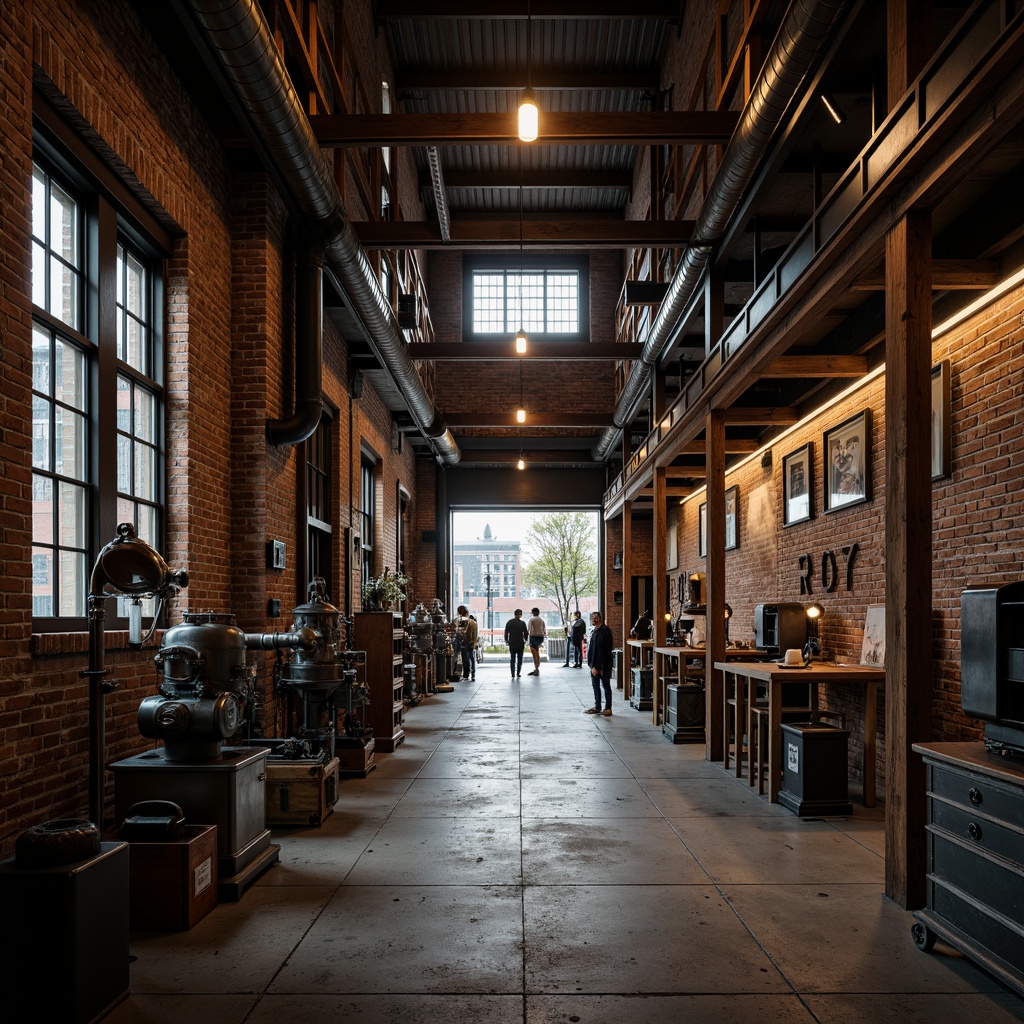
[125,824,218,931]
[265,757,340,827]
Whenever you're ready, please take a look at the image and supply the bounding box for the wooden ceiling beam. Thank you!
[760,355,869,378]
[410,342,643,360]
[852,258,1001,290]
[674,439,759,455]
[723,406,800,425]
[355,219,695,249]
[454,450,600,464]
[309,111,739,147]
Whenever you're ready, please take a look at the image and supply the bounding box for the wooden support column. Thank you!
[884,210,933,909]
[622,499,633,693]
[704,409,726,762]
[653,466,667,724]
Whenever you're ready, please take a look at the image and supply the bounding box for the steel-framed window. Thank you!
[31,149,164,629]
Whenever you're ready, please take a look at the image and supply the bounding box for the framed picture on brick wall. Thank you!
[932,360,951,480]
[824,409,871,513]
[698,501,707,558]
[725,485,739,550]
[782,442,813,527]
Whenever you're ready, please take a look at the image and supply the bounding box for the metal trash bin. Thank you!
[778,721,853,816]
[547,637,566,661]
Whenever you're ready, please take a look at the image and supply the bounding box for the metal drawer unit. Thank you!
[912,741,1024,996]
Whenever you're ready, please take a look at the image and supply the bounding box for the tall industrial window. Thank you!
[31,131,165,629]
[359,456,376,602]
[464,255,588,341]
[305,409,333,596]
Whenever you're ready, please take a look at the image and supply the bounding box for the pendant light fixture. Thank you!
[514,164,528,354]
[517,4,538,142]
[516,360,526,423]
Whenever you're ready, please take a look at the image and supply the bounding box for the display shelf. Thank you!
[353,611,406,752]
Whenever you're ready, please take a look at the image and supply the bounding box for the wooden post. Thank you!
[884,210,933,908]
[653,466,667,724]
[705,408,726,762]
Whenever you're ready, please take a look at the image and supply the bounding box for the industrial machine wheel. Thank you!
[15,818,100,867]
[911,921,937,952]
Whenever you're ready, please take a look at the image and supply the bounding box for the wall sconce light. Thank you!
[804,602,824,658]
[820,92,846,125]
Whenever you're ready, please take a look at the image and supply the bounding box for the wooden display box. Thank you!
[125,825,218,931]
[265,756,340,827]
[337,736,376,777]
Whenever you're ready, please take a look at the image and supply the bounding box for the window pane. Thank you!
[117,433,132,492]
[58,549,86,617]
[117,495,135,526]
[116,375,131,431]
[32,547,54,616]
[50,181,79,267]
[32,240,46,307]
[137,503,157,544]
[32,166,46,241]
[32,324,51,394]
[134,386,155,442]
[58,482,87,547]
[50,254,78,328]
[54,409,86,478]
[32,396,50,470]
[32,477,53,543]
[54,338,86,412]
[134,440,156,499]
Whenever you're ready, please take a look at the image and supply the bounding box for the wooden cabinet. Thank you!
[353,611,405,752]
[912,741,1024,997]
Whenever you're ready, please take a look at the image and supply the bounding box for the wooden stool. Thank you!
[749,704,769,795]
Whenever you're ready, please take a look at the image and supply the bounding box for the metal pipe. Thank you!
[592,0,853,461]
[188,0,459,463]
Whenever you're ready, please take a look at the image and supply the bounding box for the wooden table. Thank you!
[625,640,654,704]
[652,646,763,727]
[715,661,884,806]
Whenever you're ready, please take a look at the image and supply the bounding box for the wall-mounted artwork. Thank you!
[824,409,871,513]
[932,360,951,480]
[699,488,739,554]
[782,442,813,527]
[725,485,739,551]
[666,506,679,570]
[860,604,885,667]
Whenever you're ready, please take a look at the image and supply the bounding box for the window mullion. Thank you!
[93,197,119,555]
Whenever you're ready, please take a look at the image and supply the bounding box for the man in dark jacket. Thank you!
[504,608,529,679]
[585,610,614,715]
[570,610,586,668]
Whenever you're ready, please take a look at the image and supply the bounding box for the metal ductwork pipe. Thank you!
[268,242,324,445]
[188,0,460,464]
[592,0,852,461]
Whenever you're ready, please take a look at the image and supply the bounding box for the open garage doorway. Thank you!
[450,509,601,658]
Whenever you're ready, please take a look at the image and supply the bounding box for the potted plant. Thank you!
[366,567,408,611]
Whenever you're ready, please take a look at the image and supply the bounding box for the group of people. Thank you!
[502,606,615,716]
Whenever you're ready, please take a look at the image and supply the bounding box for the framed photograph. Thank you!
[932,360,951,480]
[698,502,707,558]
[666,506,679,570]
[782,443,813,526]
[824,409,871,513]
[725,485,739,551]
[860,604,885,667]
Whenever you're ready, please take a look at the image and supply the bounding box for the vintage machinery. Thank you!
[753,602,808,659]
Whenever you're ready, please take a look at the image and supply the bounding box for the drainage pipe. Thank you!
[592,0,852,461]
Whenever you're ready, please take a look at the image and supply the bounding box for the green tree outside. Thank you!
[522,512,599,631]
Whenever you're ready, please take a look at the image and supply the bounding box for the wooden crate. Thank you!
[265,757,339,827]
[125,825,218,931]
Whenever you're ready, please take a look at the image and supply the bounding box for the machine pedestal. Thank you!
[111,745,278,899]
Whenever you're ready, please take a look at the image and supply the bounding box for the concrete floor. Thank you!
[105,659,1024,1024]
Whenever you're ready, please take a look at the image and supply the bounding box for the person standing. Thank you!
[526,607,546,675]
[585,610,614,716]
[504,608,529,679]
[464,614,479,681]
[570,610,586,668]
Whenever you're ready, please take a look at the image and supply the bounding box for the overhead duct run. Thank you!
[592,0,852,462]
[187,0,459,464]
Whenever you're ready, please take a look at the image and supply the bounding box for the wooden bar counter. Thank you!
[715,660,885,806]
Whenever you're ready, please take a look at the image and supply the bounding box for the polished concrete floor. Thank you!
[106,658,1024,1023]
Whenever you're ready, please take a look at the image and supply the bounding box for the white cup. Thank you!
[783,648,803,666]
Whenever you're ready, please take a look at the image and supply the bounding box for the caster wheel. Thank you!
[911,922,937,952]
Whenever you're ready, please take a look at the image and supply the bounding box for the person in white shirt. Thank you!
[526,607,546,676]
